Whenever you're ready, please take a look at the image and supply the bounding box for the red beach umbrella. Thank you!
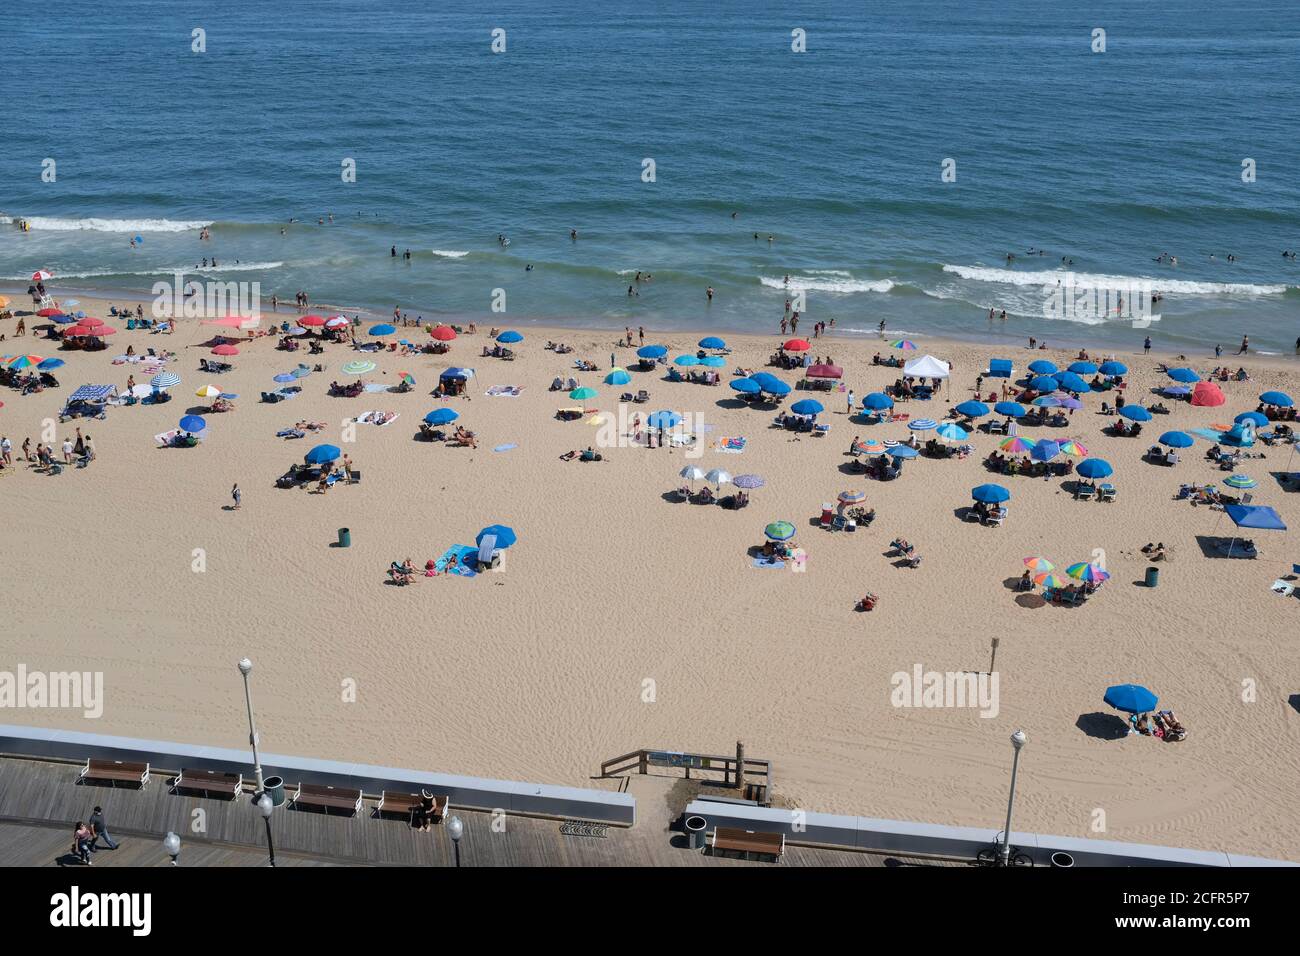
[203,316,253,328]
[784,338,811,352]
[807,363,843,379]
[78,316,105,328]
[430,325,457,341]
[32,270,53,281]
[37,308,63,317]
[300,315,327,327]
[1190,381,1225,407]
[211,344,240,356]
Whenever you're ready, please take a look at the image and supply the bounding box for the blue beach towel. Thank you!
[493,443,518,452]
[435,545,479,577]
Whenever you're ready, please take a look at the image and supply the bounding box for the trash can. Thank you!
[685,815,708,850]
[262,776,286,807]
[338,527,351,548]
[1145,566,1159,588]
[1050,851,1075,868]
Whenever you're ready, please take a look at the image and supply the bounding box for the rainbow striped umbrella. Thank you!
[1066,562,1110,583]
[1034,572,1069,589]
[1058,439,1089,457]
[890,339,917,350]
[6,355,44,370]
[999,436,1035,453]
[1023,557,1054,572]
[399,372,416,386]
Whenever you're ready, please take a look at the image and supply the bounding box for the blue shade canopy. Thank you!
[1158,431,1193,448]
[1105,684,1158,714]
[971,483,1011,503]
[1076,458,1113,479]
[178,415,207,432]
[476,524,517,549]
[1030,440,1061,462]
[729,378,761,394]
[304,444,342,463]
[646,410,682,429]
[1119,405,1152,421]
[605,369,632,385]
[698,336,726,349]
[790,399,824,416]
[1027,360,1058,375]
[424,408,459,425]
[1099,361,1127,376]
[862,392,894,410]
[1224,504,1286,530]
[496,330,523,343]
[1068,361,1098,375]
[994,401,1025,417]
[38,358,66,370]
[1259,391,1293,407]
[637,344,667,358]
[1166,367,1200,383]
[955,400,990,418]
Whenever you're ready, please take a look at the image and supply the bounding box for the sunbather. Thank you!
[857,593,878,611]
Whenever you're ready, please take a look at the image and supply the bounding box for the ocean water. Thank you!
[2,0,1298,351]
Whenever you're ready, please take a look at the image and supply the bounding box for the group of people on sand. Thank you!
[1131,710,1187,742]
[1,430,95,473]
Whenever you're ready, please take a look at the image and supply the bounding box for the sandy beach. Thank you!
[2,294,1298,859]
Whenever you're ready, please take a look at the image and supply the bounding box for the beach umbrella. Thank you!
[1057,438,1088,457]
[889,339,916,351]
[569,386,598,400]
[955,400,990,418]
[1023,557,1054,572]
[83,325,116,336]
[936,423,968,442]
[196,384,222,398]
[674,355,700,367]
[341,360,376,375]
[764,521,796,541]
[1099,361,1127,376]
[1031,439,1062,462]
[971,483,1011,504]
[291,366,312,379]
[729,377,761,394]
[37,308,63,317]
[790,399,824,416]
[178,415,207,433]
[399,372,416,386]
[476,525,517,549]
[285,326,307,336]
[1058,397,1085,410]
[699,355,726,368]
[37,357,66,371]
[907,418,938,431]
[1034,572,1070,590]
[32,270,53,281]
[299,315,326,327]
[1234,411,1269,427]
[1163,385,1191,397]
[605,368,632,386]
[862,392,894,411]
[1029,375,1059,392]
[1028,360,1058,375]
[150,370,180,389]
[6,355,43,369]
[705,468,732,488]
[998,436,1035,453]
[853,438,883,454]
[273,373,296,384]
[130,384,154,399]
[994,401,1025,417]
[1190,382,1226,407]
[305,444,342,464]
[1104,684,1158,714]
[496,330,524,344]
[698,336,726,350]
[203,316,252,329]
[755,377,791,396]
[1259,390,1293,408]
[1068,361,1098,375]
[0,296,7,308]
[1031,395,1061,407]
[325,316,350,329]
[211,344,240,356]
[679,465,705,482]
[647,410,682,429]
[52,313,78,324]
[1166,367,1200,384]
[368,324,396,336]
[733,474,765,490]
[1223,474,1257,489]
[784,339,811,352]
[441,367,475,380]
[1158,431,1193,448]
[888,444,919,459]
[1066,562,1110,583]
[838,489,867,505]
[430,325,457,341]
[636,344,667,359]
[424,408,459,425]
[1119,405,1152,422]
[807,363,842,379]
[1076,458,1112,479]
[1056,372,1091,393]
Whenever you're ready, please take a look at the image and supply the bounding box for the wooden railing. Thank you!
[599,743,772,805]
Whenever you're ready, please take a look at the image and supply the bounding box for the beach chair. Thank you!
[984,507,1007,527]
[1270,580,1294,597]
[549,377,563,391]
[813,423,830,437]
[831,514,847,532]
[1076,484,1096,501]
[1098,484,1117,502]
[564,377,578,391]
[964,508,982,522]
[634,390,649,403]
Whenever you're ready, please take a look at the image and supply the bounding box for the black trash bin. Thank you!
[263,776,286,807]
[685,815,708,851]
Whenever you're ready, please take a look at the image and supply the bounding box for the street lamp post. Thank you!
[257,793,277,867]
[1000,729,1027,866]
[163,831,181,866]
[237,657,264,793]
[447,815,464,868]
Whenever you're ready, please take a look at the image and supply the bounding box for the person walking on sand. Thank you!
[62,437,74,464]
[15,317,25,336]
[1144,336,1152,354]
[847,389,855,415]
[1237,335,1249,355]
[83,435,95,462]
[0,436,10,466]
[231,483,242,510]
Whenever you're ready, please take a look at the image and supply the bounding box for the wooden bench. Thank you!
[710,826,785,862]
[375,790,449,824]
[172,768,243,799]
[289,782,363,816]
[79,758,150,790]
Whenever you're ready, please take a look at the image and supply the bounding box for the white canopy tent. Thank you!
[903,354,951,379]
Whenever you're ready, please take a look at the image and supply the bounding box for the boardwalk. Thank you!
[0,756,956,867]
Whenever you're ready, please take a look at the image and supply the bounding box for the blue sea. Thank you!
[3,0,1298,351]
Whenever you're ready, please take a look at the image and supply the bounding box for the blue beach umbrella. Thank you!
[304,443,342,464]
[955,400,990,418]
[291,366,312,379]
[863,392,894,411]
[37,358,66,370]
[1029,375,1059,392]
[1076,458,1113,479]
[149,370,179,388]
[424,408,459,425]
[1056,372,1091,393]
[699,355,726,368]
[1234,411,1269,427]
[1163,386,1191,397]
[729,378,761,394]
[496,330,524,344]
[994,401,1025,417]
[647,410,682,429]
[476,525,517,549]
[637,344,667,359]
[674,355,700,367]
[1068,361,1098,375]
[1031,439,1061,462]
[1119,405,1152,422]
[1159,431,1193,448]
[971,483,1011,504]
[756,377,791,396]
[368,323,396,336]
[1259,390,1293,408]
[908,418,938,431]
[791,399,824,416]
[605,369,632,386]
[1031,395,1061,407]
[1098,361,1128,376]
[178,415,207,433]
[1166,367,1200,384]
[1223,474,1257,489]
[888,444,919,459]
[52,313,77,324]
[698,336,726,350]
[936,423,968,441]
[1104,684,1158,714]
[273,373,296,384]
[1028,360,1058,375]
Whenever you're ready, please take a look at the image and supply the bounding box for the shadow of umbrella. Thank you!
[1014,593,1046,609]
[1076,712,1129,741]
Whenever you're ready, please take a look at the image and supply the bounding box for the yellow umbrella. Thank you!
[0,295,9,308]
[196,384,222,398]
